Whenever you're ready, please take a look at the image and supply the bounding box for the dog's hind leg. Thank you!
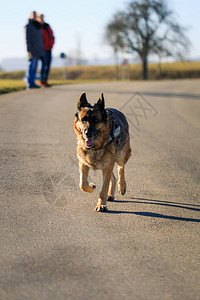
[117,140,131,195]
[118,165,126,195]
[79,162,96,193]
[107,172,116,201]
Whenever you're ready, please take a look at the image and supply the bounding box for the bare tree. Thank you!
[105,0,191,80]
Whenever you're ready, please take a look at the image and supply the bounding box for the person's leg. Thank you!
[40,55,46,84]
[45,50,52,82]
[28,57,38,87]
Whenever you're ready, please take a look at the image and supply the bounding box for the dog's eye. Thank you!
[92,117,99,124]
[81,116,88,123]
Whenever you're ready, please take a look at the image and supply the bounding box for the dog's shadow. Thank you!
[107,197,200,223]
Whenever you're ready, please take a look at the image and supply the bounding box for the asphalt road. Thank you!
[0,80,200,300]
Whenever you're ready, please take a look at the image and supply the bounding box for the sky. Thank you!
[0,0,200,64]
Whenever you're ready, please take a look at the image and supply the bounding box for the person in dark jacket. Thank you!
[25,11,45,88]
[37,13,55,87]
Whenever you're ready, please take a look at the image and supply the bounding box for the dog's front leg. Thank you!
[79,162,96,193]
[95,164,114,212]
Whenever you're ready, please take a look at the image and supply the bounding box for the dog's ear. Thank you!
[77,92,88,110]
[97,92,105,110]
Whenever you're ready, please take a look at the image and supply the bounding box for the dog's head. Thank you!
[74,92,108,149]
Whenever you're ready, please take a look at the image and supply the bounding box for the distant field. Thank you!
[47,61,200,81]
[0,61,200,94]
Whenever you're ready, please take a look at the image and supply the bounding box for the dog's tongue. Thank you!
[85,138,94,148]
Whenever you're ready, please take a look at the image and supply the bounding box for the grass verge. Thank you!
[0,80,26,94]
[0,79,108,95]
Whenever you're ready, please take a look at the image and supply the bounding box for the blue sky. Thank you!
[0,0,200,63]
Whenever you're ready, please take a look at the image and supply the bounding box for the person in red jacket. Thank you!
[37,13,55,87]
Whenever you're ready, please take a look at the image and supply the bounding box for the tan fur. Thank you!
[74,92,131,212]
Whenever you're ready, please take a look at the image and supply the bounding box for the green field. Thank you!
[0,61,200,94]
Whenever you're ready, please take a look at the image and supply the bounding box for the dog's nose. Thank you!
[84,127,93,138]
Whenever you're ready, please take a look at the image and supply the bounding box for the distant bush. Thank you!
[0,71,25,80]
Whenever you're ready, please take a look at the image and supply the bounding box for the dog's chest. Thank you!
[79,148,111,170]
[87,150,105,169]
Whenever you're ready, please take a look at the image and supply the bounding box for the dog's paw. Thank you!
[120,187,126,195]
[118,182,126,195]
[95,204,108,212]
[107,195,114,201]
[89,183,96,192]
[80,183,96,193]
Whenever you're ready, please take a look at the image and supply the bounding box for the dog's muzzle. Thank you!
[83,126,100,149]
[85,138,95,148]
[83,129,95,148]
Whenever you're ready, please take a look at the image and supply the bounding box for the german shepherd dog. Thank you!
[74,92,131,212]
